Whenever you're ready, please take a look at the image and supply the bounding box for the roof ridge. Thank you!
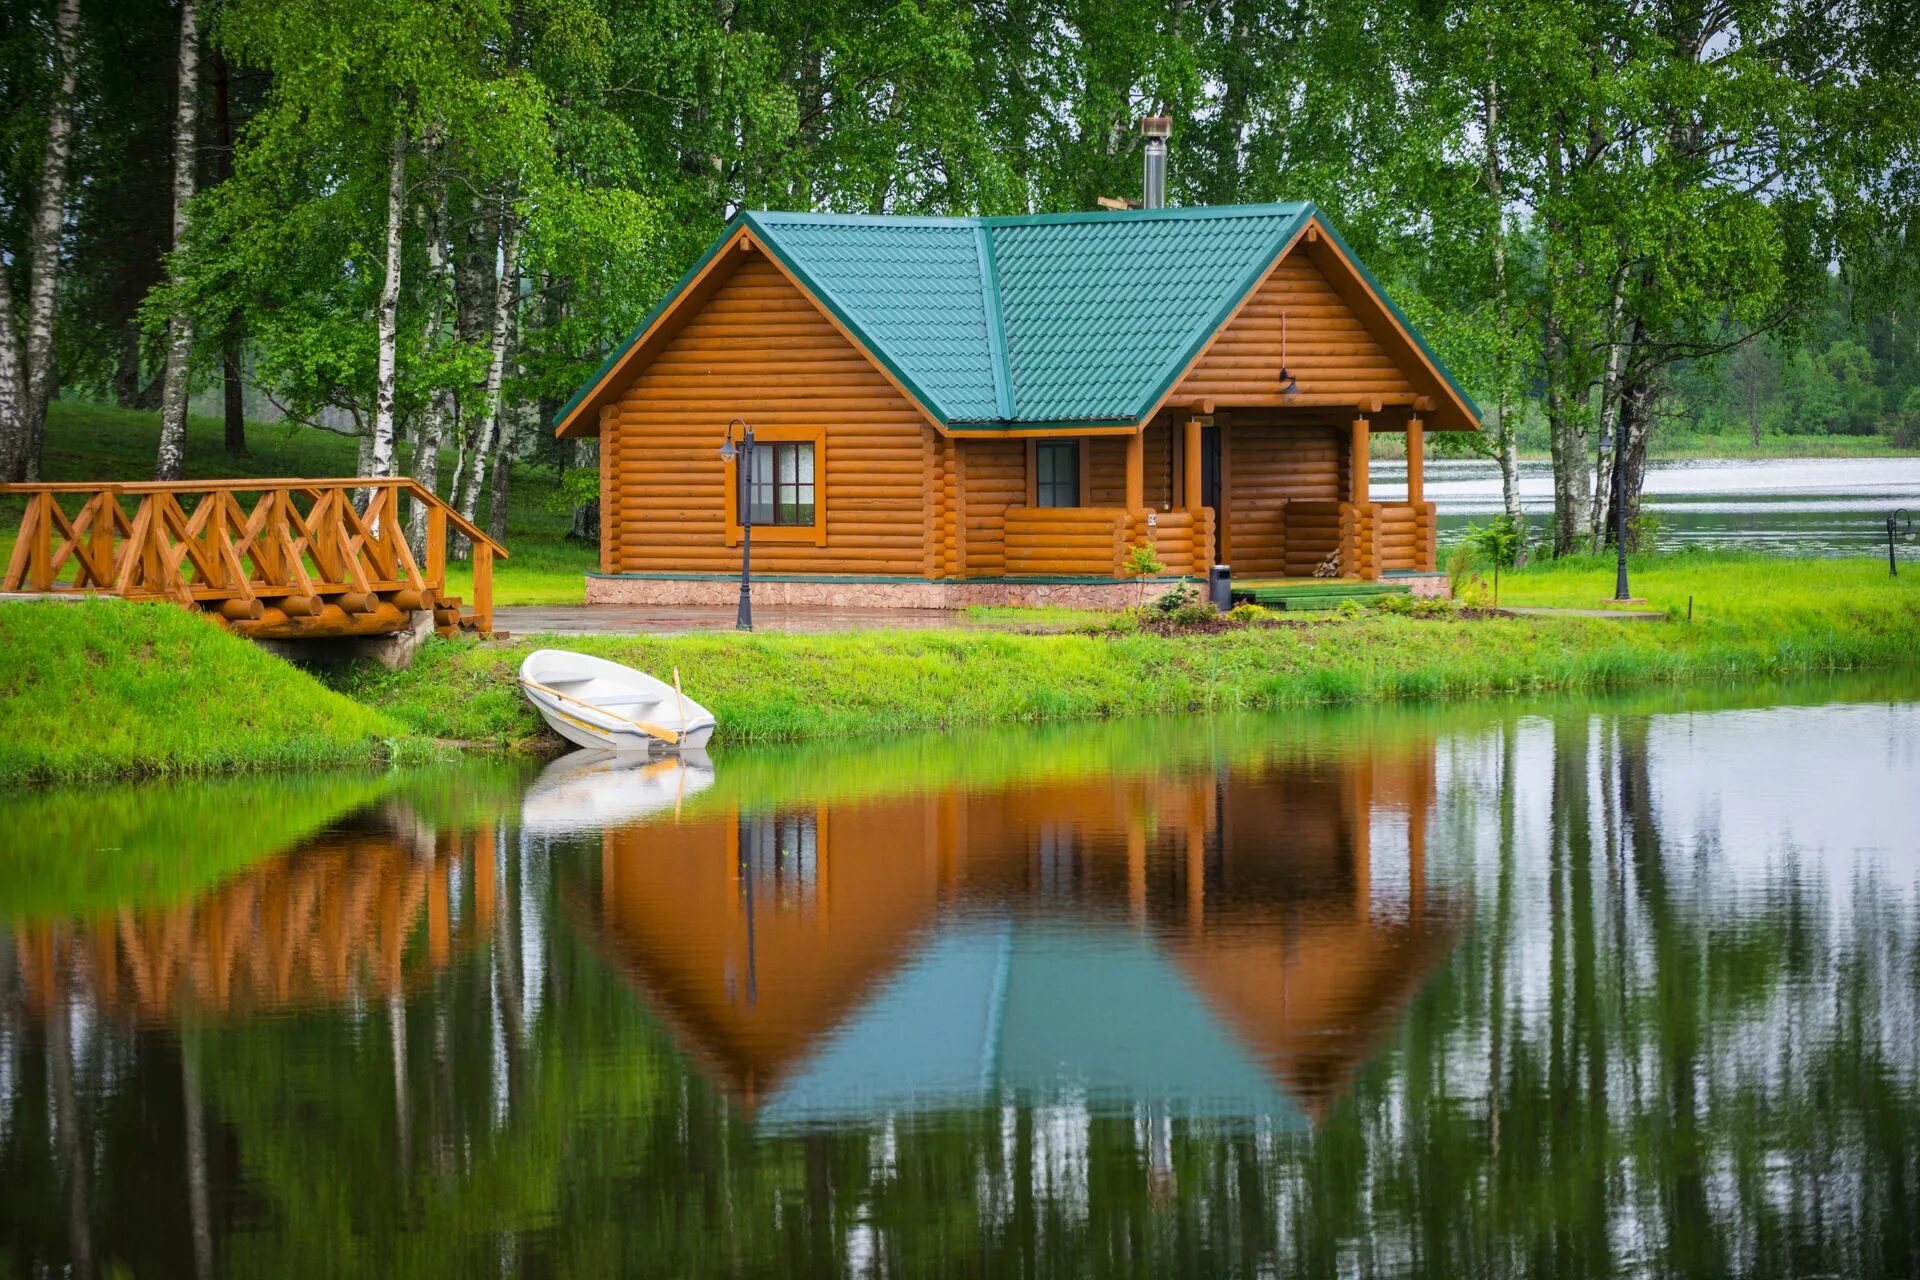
[972,224,1015,420]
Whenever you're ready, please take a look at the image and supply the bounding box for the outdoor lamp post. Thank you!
[1891,509,1913,578]
[719,418,755,631]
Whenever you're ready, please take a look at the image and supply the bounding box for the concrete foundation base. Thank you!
[1394,573,1453,600]
[251,610,437,670]
[585,575,1196,611]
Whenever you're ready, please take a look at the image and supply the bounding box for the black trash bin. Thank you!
[1208,564,1232,611]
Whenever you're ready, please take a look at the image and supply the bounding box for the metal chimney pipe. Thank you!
[1141,116,1171,209]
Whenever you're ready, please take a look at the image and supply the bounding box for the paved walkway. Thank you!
[1506,606,1669,621]
[492,602,987,636]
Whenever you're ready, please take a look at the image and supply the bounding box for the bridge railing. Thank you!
[0,477,507,638]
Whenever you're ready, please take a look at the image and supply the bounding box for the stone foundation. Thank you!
[1395,573,1453,600]
[585,573,1452,610]
[585,574,1195,611]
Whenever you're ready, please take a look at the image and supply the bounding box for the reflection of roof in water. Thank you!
[760,918,1304,1128]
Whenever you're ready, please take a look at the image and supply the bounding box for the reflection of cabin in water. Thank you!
[585,742,1457,1121]
[555,204,1478,608]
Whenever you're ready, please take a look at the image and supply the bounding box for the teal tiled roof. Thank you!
[556,202,1477,432]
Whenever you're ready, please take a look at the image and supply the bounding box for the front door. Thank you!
[1199,425,1223,563]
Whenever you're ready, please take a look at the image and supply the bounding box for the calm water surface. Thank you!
[4,677,1920,1277]
[1374,455,1920,554]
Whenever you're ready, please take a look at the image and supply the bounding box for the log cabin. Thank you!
[554,201,1479,608]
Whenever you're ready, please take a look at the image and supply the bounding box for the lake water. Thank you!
[5,676,1920,1276]
[1372,456,1920,555]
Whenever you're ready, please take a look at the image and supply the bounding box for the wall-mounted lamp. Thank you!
[1278,312,1300,396]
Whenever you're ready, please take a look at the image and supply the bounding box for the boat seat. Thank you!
[589,693,667,708]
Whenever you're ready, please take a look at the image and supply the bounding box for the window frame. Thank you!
[1030,439,1083,509]
[724,426,827,546]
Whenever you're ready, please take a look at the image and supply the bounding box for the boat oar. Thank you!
[672,666,689,740]
[517,676,681,746]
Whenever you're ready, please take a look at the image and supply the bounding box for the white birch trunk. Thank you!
[13,0,82,482]
[154,0,201,481]
[0,270,23,474]
[409,164,455,559]
[1482,70,1524,553]
[1590,270,1630,547]
[455,201,517,559]
[370,119,407,480]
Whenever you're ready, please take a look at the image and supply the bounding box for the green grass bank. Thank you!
[341,553,1920,752]
[0,601,410,785]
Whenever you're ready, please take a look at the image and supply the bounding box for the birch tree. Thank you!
[454,199,518,559]
[4,0,82,482]
[368,118,407,481]
[154,0,201,481]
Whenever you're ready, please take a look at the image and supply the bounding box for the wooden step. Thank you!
[1240,581,1412,611]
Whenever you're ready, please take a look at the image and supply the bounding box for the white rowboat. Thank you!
[519,749,713,835]
[518,649,717,752]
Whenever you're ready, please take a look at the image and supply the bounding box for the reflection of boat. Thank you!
[520,749,714,835]
[518,649,716,752]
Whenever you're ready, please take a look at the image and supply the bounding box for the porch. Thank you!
[959,408,1440,584]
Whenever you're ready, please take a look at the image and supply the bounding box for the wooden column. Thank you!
[1125,429,1145,513]
[1349,415,1370,506]
[1183,417,1203,512]
[1405,416,1424,507]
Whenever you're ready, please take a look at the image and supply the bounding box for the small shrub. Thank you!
[1335,598,1367,620]
[1628,508,1663,552]
[1149,581,1198,617]
[1370,592,1414,614]
[1171,601,1218,626]
[1460,513,1524,568]
[1227,602,1268,623]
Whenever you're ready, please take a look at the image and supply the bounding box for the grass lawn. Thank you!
[0,599,414,785]
[3,400,597,606]
[339,551,1920,752]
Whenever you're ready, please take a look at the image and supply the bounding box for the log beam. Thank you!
[1406,416,1424,507]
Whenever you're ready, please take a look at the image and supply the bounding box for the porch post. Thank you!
[1349,415,1370,506]
[1183,417,1203,511]
[1125,428,1145,512]
[1406,416,1424,506]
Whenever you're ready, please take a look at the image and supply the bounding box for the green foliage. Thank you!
[1460,513,1525,569]
[1227,602,1269,623]
[1124,541,1165,579]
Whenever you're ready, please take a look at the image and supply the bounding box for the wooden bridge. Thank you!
[1,477,504,638]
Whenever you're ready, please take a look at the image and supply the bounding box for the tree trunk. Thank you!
[487,450,511,544]
[370,118,407,480]
[1481,69,1525,558]
[1609,358,1658,549]
[0,270,23,475]
[222,346,246,456]
[455,200,517,559]
[154,0,202,482]
[9,0,82,482]
[114,323,142,408]
[567,438,600,545]
[1588,268,1632,548]
[408,161,454,560]
[1542,132,1588,557]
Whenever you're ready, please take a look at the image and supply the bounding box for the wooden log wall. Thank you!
[1175,251,1416,405]
[1225,421,1345,576]
[605,251,930,576]
[1377,502,1423,572]
[1089,424,1174,509]
[1003,506,1127,577]
[961,439,1025,577]
[1282,500,1345,578]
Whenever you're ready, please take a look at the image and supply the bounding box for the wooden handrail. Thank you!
[3,476,507,639]
[0,477,507,559]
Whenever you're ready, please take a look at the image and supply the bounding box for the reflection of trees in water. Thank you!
[0,711,1916,1277]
